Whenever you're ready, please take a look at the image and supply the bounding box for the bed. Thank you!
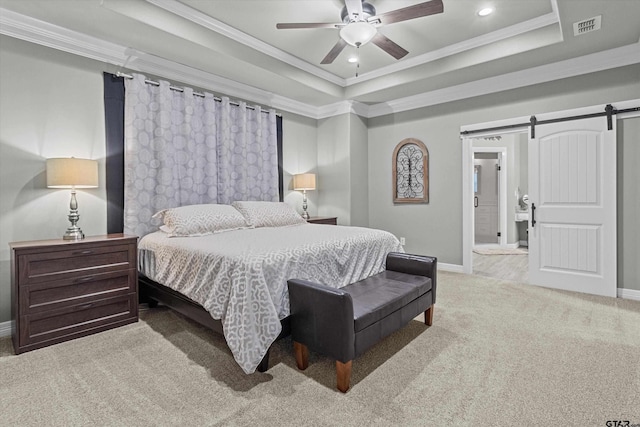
[102,78,402,373]
[137,202,403,374]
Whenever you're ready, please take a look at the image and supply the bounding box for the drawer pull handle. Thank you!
[75,276,95,283]
[77,303,93,310]
[72,250,94,255]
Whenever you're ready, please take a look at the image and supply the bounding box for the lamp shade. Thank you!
[340,21,377,47]
[46,158,99,188]
[293,173,316,191]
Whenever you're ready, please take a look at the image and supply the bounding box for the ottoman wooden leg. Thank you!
[336,360,353,393]
[425,304,434,326]
[294,341,309,370]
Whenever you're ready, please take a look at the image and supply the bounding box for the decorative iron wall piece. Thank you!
[392,138,429,203]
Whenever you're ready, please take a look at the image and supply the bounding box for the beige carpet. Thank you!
[1,272,639,426]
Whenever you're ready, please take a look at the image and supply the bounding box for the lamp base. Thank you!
[301,190,310,220]
[63,226,85,241]
[63,189,85,240]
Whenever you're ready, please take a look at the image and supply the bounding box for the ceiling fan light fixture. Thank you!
[340,21,377,46]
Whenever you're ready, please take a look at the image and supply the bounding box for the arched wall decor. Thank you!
[392,138,429,203]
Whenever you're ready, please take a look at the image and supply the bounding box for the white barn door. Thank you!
[528,117,616,297]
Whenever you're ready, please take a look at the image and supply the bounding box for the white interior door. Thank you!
[528,117,616,297]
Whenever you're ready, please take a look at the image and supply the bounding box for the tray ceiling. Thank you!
[1,0,638,117]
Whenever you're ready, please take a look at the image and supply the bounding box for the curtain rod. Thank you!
[115,72,281,117]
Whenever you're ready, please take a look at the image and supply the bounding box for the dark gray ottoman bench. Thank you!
[287,252,437,392]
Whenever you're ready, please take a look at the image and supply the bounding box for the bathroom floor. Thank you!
[472,248,529,283]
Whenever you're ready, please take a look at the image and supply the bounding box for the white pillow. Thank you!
[153,204,251,237]
[232,201,306,228]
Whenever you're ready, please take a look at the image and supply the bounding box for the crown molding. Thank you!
[146,0,346,87]
[366,42,640,118]
[0,8,323,119]
[1,7,638,122]
[0,8,127,65]
[316,100,371,120]
[346,12,560,85]
[148,0,561,90]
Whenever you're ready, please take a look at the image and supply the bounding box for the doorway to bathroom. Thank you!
[473,151,502,245]
[467,133,530,284]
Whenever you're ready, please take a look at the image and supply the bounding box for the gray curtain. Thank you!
[123,73,279,236]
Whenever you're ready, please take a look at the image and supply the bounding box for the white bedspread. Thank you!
[138,224,403,373]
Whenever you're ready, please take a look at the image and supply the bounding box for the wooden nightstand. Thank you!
[10,234,138,354]
[307,216,338,225]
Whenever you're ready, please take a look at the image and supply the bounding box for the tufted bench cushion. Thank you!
[345,270,432,332]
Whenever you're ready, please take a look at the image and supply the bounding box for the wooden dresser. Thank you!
[10,234,138,354]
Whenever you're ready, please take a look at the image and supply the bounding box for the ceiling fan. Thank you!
[276,0,444,64]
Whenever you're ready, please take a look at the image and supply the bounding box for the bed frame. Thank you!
[139,274,290,372]
[104,74,288,372]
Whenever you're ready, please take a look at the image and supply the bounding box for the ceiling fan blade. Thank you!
[321,38,348,64]
[276,22,342,29]
[373,0,444,25]
[344,0,364,21]
[371,33,409,60]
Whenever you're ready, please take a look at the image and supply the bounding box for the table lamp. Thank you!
[46,157,99,240]
[293,173,316,220]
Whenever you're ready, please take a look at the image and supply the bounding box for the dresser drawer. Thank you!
[18,293,138,351]
[17,243,135,285]
[20,269,137,314]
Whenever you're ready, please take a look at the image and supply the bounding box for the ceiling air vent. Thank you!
[573,15,601,36]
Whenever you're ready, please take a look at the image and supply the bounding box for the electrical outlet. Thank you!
[400,237,406,245]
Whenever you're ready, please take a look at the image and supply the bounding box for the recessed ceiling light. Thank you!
[478,7,494,17]
[348,56,358,63]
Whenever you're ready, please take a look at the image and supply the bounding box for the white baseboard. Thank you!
[473,243,519,250]
[519,240,529,247]
[0,320,13,338]
[438,263,465,273]
[618,288,640,301]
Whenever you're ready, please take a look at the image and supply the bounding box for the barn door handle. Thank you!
[474,196,478,208]
[531,203,536,227]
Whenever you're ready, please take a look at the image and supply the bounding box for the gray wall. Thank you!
[349,114,369,227]
[317,113,369,226]
[317,114,351,224]
[368,64,640,292]
[618,116,640,293]
[281,112,319,216]
[0,37,109,323]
